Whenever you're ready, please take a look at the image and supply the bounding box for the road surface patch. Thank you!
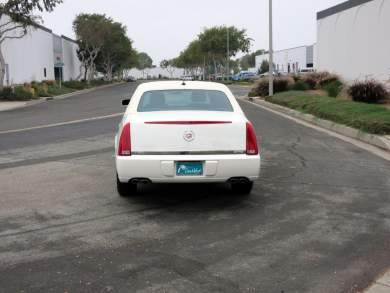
[0,112,124,135]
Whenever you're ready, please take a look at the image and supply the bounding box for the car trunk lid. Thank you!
[130,111,246,154]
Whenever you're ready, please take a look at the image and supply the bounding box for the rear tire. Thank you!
[231,181,253,195]
[117,176,137,197]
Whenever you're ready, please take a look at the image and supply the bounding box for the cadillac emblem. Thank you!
[183,130,195,142]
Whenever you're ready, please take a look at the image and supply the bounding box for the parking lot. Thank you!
[0,82,389,292]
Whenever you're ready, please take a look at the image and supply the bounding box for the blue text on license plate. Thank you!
[176,162,203,176]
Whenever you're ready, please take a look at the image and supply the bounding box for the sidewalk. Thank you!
[363,270,390,292]
[0,82,124,112]
[0,101,29,112]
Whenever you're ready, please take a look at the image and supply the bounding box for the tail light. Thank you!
[118,123,131,156]
[246,122,259,155]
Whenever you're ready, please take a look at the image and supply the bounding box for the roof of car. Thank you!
[136,81,229,91]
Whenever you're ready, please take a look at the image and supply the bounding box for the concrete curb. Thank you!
[0,82,125,112]
[363,269,390,292]
[243,97,390,152]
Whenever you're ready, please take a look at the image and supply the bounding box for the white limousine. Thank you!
[115,81,261,196]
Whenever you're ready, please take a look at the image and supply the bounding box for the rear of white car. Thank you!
[115,81,260,195]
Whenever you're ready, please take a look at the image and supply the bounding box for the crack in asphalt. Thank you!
[0,147,114,170]
[286,136,308,168]
[0,207,159,239]
[122,251,241,292]
[0,192,217,239]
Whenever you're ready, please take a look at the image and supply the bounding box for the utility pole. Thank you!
[226,26,230,81]
[269,0,274,96]
[203,55,206,81]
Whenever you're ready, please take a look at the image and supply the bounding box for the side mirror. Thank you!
[122,99,130,106]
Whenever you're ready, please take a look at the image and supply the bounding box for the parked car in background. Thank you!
[181,75,195,81]
[232,71,257,81]
[125,76,136,82]
[115,81,261,196]
[259,71,280,78]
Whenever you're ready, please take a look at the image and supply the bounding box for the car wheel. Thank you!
[116,175,137,197]
[231,181,253,195]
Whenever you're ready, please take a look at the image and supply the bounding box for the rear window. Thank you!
[137,90,234,112]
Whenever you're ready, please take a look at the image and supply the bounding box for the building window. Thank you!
[44,68,47,78]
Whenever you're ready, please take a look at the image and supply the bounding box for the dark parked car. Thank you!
[125,76,136,82]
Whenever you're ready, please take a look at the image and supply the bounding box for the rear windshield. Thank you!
[137,90,234,112]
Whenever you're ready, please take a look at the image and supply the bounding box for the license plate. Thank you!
[176,161,203,176]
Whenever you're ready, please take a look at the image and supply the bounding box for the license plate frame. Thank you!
[176,161,203,176]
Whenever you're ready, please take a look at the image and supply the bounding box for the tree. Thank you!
[0,0,63,89]
[95,21,137,81]
[172,40,205,78]
[260,60,269,74]
[240,49,265,71]
[116,48,138,80]
[168,25,251,79]
[136,52,153,79]
[198,26,252,77]
[230,59,240,74]
[160,59,175,79]
[73,14,112,83]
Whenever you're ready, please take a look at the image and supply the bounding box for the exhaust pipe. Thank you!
[130,178,152,184]
[228,177,250,184]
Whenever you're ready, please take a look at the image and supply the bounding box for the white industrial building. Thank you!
[126,67,185,80]
[61,36,82,81]
[316,0,390,83]
[255,45,315,74]
[0,15,81,85]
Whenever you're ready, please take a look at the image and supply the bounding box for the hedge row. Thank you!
[0,79,113,101]
[249,71,389,104]
[266,91,390,135]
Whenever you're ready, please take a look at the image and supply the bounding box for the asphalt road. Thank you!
[0,82,389,293]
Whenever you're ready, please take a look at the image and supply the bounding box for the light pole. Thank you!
[226,26,230,81]
[269,0,274,96]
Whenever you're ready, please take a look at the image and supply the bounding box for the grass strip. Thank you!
[265,91,390,135]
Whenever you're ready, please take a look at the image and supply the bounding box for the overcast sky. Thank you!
[39,0,345,64]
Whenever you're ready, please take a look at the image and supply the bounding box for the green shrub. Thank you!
[0,87,16,100]
[250,77,292,97]
[0,85,36,100]
[292,80,309,91]
[348,80,388,103]
[90,79,110,87]
[292,74,301,82]
[23,83,38,98]
[248,91,258,98]
[302,75,317,89]
[1,86,35,100]
[47,84,74,96]
[30,82,50,97]
[63,80,89,90]
[13,86,34,100]
[303,71,340,89]
[323,80,343,97]
[317,73,340,88]
[42,80,57,86]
